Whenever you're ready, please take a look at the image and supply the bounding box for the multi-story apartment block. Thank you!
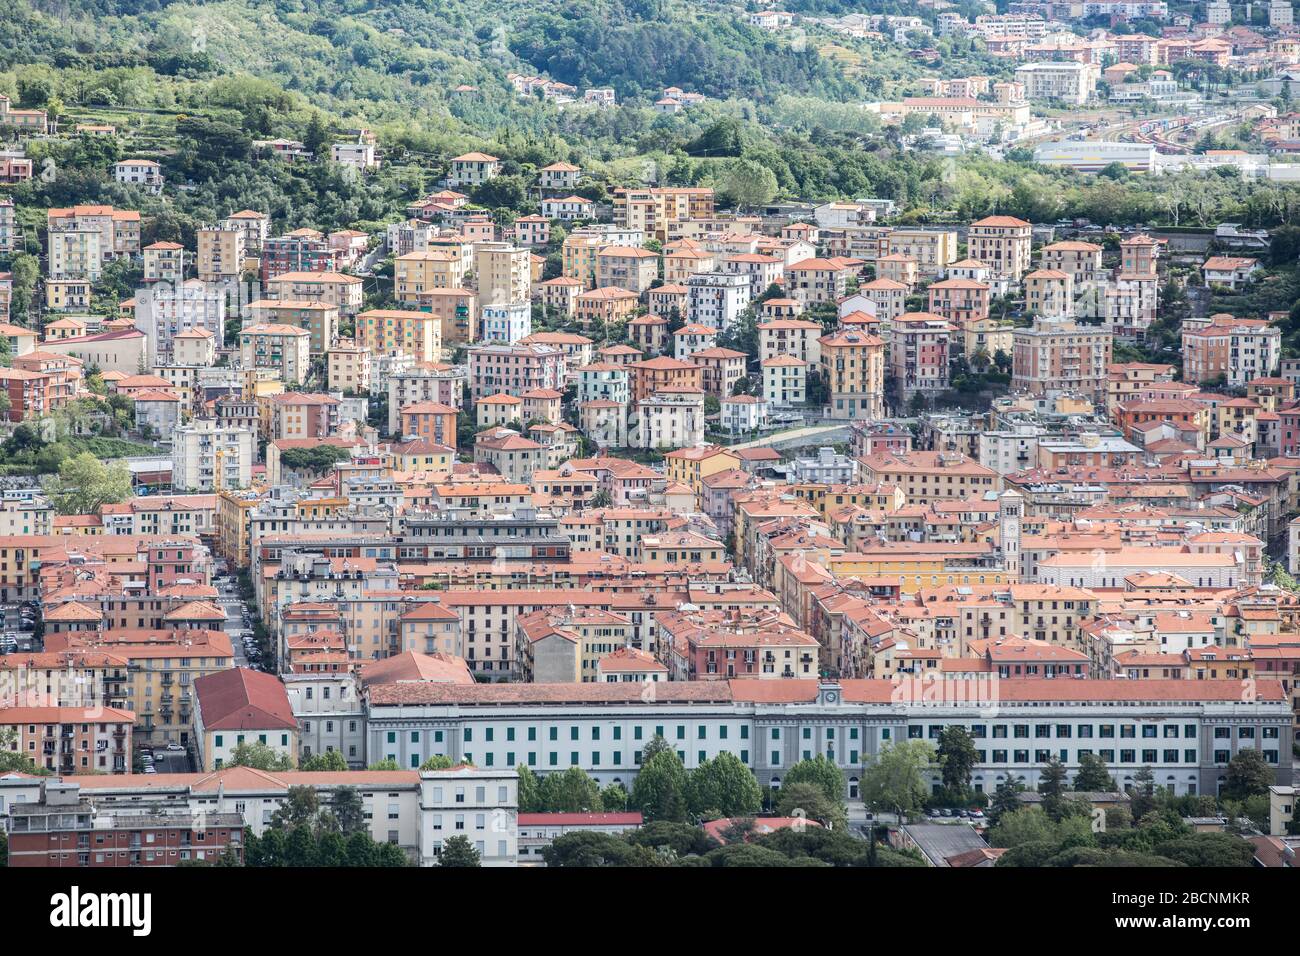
[0,198,18,256]
[113,159,164,193]
[356,309,443,363]
[247,299,339,356]
[260,229,342,282]
[364,679,1293,796]
[595,245,659,294]
[1039,239,1104,284]
[135,279,226,367]
[613,187,715,242]
[269,392,341,441]
[143,241,187,284]
[47,228,103,281]
[220,209,271,254]
[687,272,751,330]
[1015,61,1098,104]
[967,215,1032,281]
[628,356,703,404]
[1183,316,1282,387]
[47,205,141,262]
[927,278,991,326]
[265,271,364,318]
[886,228,958,277]
[327,340,372,394]
[172,418,256,491]
[762,354,807,407]
[636,389,706,450]
[1012,317,1112,403]
[395,249,470,304]
[467,343,566,402]
[239,324,312,385]
[448,152,500,188]
[889,313,952,403]
[819,328,886,420]
[474,242,531,306]
[786,259,852,306]
[385,363,465,432]
[196,225,247,283]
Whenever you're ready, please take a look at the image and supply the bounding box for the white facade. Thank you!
[480,302,532,344]
[686,272,751,331]
[365,682,1295,798]
[172,418,255,492]
[635,392,705,450]
[135,279,228,367]
[418,768,518,867]
[720,396,769,434]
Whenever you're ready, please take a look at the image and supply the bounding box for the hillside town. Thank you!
[0,0,1299,878]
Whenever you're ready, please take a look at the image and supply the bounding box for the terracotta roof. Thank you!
[193,667,296,731]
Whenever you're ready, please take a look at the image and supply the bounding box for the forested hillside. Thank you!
[3,0,1300,243]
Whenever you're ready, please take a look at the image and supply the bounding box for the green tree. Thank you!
[937,725,977,801]
[1152,833,1254,867]
[601,782,629,811]
[989,807,1058,849]
[719,157,778,210]
[270,785,321,831]
[860,740,934,822]
[226,740,295,771]
[687,752,762,819]
[1222,749,1273,801]
[1073,753,1116,792]
[419,754,455,771]
[1038,756,1069,821]
[300,750,348,772]
[631,746,690,822]
[367,758,401,771]
[517,764,542,813]
[543,831,659,867]
[784,755,845,808]
[538,766,603,812]
[987,774,1025,829]
[7,254,39,322]
[1130,766,1158,819]
[775,781,845,829]
[331,787,366,835]
[45,452,132,516]
[439,834,482,867]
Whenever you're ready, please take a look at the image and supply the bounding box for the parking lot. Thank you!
[139,745,192,774]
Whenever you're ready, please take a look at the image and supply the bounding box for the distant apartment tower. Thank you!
[173,418,255,491]
[1012,317,1113,402]
[135,279,227,367]
[197,224,247,283]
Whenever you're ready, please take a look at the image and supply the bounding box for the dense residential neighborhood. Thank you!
[0,0,1298,890]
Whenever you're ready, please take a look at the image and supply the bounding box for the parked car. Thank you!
[143,765,157,774]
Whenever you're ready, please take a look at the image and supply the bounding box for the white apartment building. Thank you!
[48,228,103,280]
[135,279,228,367]
[480,302,532,344]
[686,272,751,331]
[365,680,1295,798]
[172,418,255,492]
[417,767,518,867]
[635,391,705,450]
[1015,62,1098,106]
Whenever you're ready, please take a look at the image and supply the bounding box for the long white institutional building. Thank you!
[363,678,1294,799]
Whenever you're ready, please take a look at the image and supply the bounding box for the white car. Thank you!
[143,765,157,774]
[166,742,184,752]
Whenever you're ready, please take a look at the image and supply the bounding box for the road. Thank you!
[212,570,255,669]
[726,423,849,452]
